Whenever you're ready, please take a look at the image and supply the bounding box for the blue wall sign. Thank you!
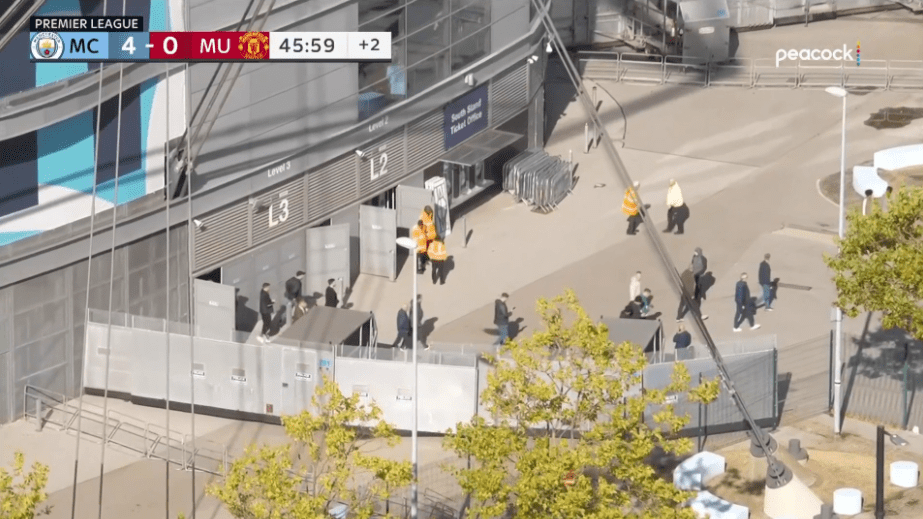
[443,84,488,150]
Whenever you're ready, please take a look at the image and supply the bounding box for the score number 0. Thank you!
[120,36,178,55]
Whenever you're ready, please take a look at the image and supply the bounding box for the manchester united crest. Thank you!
[238,32,269,59]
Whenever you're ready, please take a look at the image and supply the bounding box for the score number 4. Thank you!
[369,152,388,181]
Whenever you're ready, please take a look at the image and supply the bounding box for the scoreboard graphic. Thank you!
[29,16,391,63]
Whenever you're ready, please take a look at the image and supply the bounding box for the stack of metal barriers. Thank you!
[502,148,575,212]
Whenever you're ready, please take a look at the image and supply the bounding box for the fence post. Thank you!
[903,343,910,429]
[35,399,43,432]
[697,372,704,452]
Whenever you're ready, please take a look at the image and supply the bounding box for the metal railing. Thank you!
[579,52,923,90]
[23,385,229,475]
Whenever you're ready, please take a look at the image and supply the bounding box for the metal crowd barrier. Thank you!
[578,52,923,91]
[502,148,575,212]
[23,385,229,475]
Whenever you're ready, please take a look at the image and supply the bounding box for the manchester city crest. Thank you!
[31,32,64,60]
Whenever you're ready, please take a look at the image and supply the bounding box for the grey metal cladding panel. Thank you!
[490,65,528,126]
[251,177,306,246]
[14,333,67,378]
[306,155,358,222]
[14,299,67,345]
[128,261,167,302]
[0,315,9,355]
[0,352,8,423]
[406,111,443,172]
[194,201,250,271]
[357,131,406,199]
[13,270,66,311]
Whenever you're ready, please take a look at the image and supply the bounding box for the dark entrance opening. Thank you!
[198,268,221,284]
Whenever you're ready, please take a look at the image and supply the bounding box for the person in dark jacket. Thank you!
[691,248,707,303]
[292,297,309,323]
[259,282,274,342]
[285,270,305,315]
[395,304,412,349]
[673,324,692,349]
[734,273,760,332]
[621,299,642,319]
[325,279,339,308]
[758,254,773,311]
[494,293,512,346]
[677,268,708,323]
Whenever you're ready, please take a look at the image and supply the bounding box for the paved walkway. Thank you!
[2,12,922,519]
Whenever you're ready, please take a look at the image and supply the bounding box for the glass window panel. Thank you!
[408,50,449,96]
[359,0,406,25]
[359,6,405,40]
[451,3,489,43]
[452,0,489,14]
[407,0,449,33]
[359,40,405,91]
[407,19,450,66]
[451,27,490,73]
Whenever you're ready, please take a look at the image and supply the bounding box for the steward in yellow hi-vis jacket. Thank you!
[622,181,643,235]
[427,237,448,285]
[411,220,428,273]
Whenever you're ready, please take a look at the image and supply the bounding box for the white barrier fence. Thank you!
[580,52,923,90]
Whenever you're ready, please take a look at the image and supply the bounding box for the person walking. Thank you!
[622,181,643,235]
[733,273,761,332]
[691,248,707,303]
[640,288,653,317]
[663,179,689,234]
[427,235,448,285]
[411,219,428,273]
[759,253,773,311]
[629,271,642,302]
[494,293,513,346]
[259,282,274,342]
[292,296,308,323]
[325,278,339,308]
[677,268,708,322]
[395,304,411,349]
[285,270,305,310]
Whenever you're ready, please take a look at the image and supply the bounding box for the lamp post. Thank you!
[825,85,848,435]
[395,236,419,519]
[876,425,908,518]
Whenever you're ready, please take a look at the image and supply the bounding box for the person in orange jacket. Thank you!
[420,205,437,242]
[427,235,448,285]
[411,219,428,274]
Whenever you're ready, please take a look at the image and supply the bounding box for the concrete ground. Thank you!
[1,10,922,519]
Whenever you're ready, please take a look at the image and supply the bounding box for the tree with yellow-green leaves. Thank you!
[207,375,412,519]
[443,290,721,519]
[0,451,50,519]
[824,186,923,341]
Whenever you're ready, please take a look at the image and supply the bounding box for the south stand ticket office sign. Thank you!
[444,84,488,150]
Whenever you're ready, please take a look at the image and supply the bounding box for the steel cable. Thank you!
[71,1,108,517]
[96,0,129,514]
[527,0,779,466]
[164,61,173,519]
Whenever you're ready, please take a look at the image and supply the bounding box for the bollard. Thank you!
[569,149,572,164]
[35,399,43,432]
[462,216,468,248]
[584,123,589,153]
[592,86,597,108]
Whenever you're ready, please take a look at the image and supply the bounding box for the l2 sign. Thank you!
[444,84,489,150]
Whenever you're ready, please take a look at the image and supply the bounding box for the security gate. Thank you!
[305,224,351,302]
[360,205,397,280]
[396,185,434,229]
